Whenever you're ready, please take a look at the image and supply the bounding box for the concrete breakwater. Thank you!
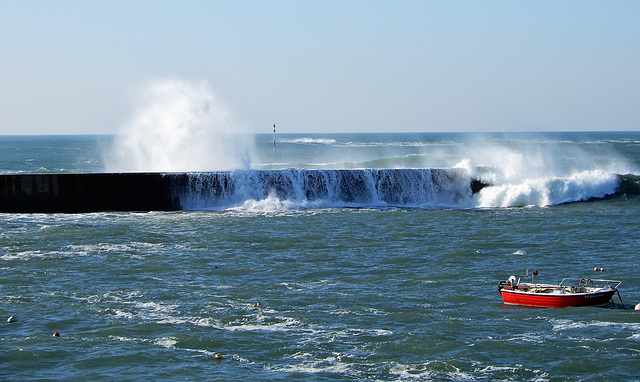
[0,173,180,212]
[0,170,489,212]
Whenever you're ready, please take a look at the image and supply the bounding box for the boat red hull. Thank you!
[500,289,616,308]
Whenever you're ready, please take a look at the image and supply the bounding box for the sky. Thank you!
[1,0,639,135]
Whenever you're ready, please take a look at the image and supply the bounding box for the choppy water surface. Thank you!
[1,132,640,380]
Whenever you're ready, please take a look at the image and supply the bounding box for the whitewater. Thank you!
[110,131,638,211]
[1,80,629,212]
[88,80,639,211]
[2,132,638,211]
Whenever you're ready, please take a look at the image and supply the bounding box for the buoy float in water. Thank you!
[7,315,16,323]
[53,331,60,337]
[215,353,223,359]
[253,302,262,308]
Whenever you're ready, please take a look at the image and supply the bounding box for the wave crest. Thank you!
[175,168,474,210]
[474,170,619,207]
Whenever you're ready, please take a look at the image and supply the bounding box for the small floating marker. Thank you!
[7,315,16,323]
[600,267,605,272]
[253,302,263,308]
[635,303,640,311]
[53,331,61,337]
[594,267,600,272]
[215,353,223,359]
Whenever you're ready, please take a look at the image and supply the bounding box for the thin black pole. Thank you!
[273,124,276,162]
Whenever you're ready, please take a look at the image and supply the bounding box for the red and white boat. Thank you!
[498,273,621,308]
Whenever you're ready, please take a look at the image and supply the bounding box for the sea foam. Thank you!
[107,79,252,172]
[474,170,619,207]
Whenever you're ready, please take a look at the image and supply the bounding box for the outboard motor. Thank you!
[498,275,518,291]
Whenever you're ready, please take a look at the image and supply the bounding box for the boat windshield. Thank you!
[559,278,621,289]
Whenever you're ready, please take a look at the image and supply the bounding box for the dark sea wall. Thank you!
[0,173,181,212]
[0,171,490,213]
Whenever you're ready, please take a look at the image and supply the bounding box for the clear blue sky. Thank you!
[1,0,639,135]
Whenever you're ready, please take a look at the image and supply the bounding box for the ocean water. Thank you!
[2,132,640,381]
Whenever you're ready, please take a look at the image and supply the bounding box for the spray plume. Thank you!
[450,137,627,207]
[107,79,252,172]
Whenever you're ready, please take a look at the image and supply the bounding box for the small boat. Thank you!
[498,272,621,308]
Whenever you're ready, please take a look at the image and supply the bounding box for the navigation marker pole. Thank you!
[273,124,276,162]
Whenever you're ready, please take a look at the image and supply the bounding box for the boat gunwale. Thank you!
[500,287,617,297]
[497,276,621,307]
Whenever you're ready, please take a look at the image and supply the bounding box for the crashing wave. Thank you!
[474,170,620,207]
[174,167,634,210]
[172,168,476,210]
[0,168,629,212]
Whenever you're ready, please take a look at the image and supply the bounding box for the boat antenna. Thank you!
[273,123,276,162]
[532,269,538,285]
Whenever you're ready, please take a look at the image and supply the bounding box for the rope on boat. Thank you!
[616,289,626,309]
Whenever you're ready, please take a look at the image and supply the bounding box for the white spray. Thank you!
[450,137,628,207]
[107,79,252,172]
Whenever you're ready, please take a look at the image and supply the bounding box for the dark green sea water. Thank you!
[1,132,640,381]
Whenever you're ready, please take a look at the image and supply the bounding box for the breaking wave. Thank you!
[107,79,252,172]
[474,170,621,207]
[172,168,475,210]
[280,137,337,145]
[168,168,631,211]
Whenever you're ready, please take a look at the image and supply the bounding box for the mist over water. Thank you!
[247,133,638,209]
[99,82,638,210]
[456,136,636,207]
[106,79,253,172]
